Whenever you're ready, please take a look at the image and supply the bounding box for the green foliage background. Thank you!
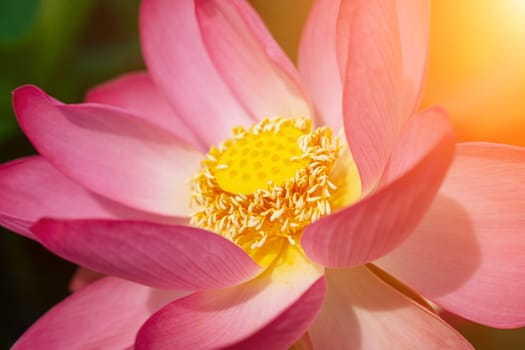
[0,0,523,348]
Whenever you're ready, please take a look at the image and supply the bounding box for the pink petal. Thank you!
[298,0,342,130]
[12,277,188,350]
[309,266,473,349]
[196,0,311,121]
[135,247,325,349]
[32,219,261,290]
[0,156,180,240]
[140,0,252,147]
[13,85,202,217]
[337,0,404,191]
[302,108,455,267]
[69,267,105,292]
[299,0,428,133]
[85,71,204,150]
[396,0,429,115]
[376,143,525,328]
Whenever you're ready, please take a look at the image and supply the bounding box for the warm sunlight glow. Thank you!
[422,0,525,146]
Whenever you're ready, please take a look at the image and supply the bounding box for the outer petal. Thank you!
[12,277,188,350]
[302,108,455,268]
[338,0,404,191]
[298,0,342,130]
[135,247,326,349]
[0,157,179,240]
[309,266,473,349]
[32,219,261,290]
[13,85,201,217]
[85,71,204,150]
[376,143,525,328]
[196,0,311,121]
[140,0,252,147]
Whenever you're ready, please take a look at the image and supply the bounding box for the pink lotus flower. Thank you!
[2,0,524,348]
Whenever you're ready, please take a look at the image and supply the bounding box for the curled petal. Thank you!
[0,157,179,239]
[298,0,343,130]
[140,0,252,147]
[339,0,429,191]
[299,0,428,134]
[395,0,430,115]
[33,219,261,290]
[302,108,455,267]
[309,266,473,349]
[338,0,404,191]
[13,85,201,217]
[135,247,325,349]
[377,143,525,328]
[196,0,311,121]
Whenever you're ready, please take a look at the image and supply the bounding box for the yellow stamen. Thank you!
[191,117,360,265]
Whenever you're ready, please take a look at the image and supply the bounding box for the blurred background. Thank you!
[1,0,524,348]
[0,1,143,347]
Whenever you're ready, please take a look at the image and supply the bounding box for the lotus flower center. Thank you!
[191,117,346,264]
[214,123,308,195]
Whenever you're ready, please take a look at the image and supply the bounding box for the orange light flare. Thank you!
[421,0,525,146]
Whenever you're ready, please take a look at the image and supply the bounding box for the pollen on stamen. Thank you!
[190,117,344,262]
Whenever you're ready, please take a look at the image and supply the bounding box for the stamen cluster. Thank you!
[191,118,342,254]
